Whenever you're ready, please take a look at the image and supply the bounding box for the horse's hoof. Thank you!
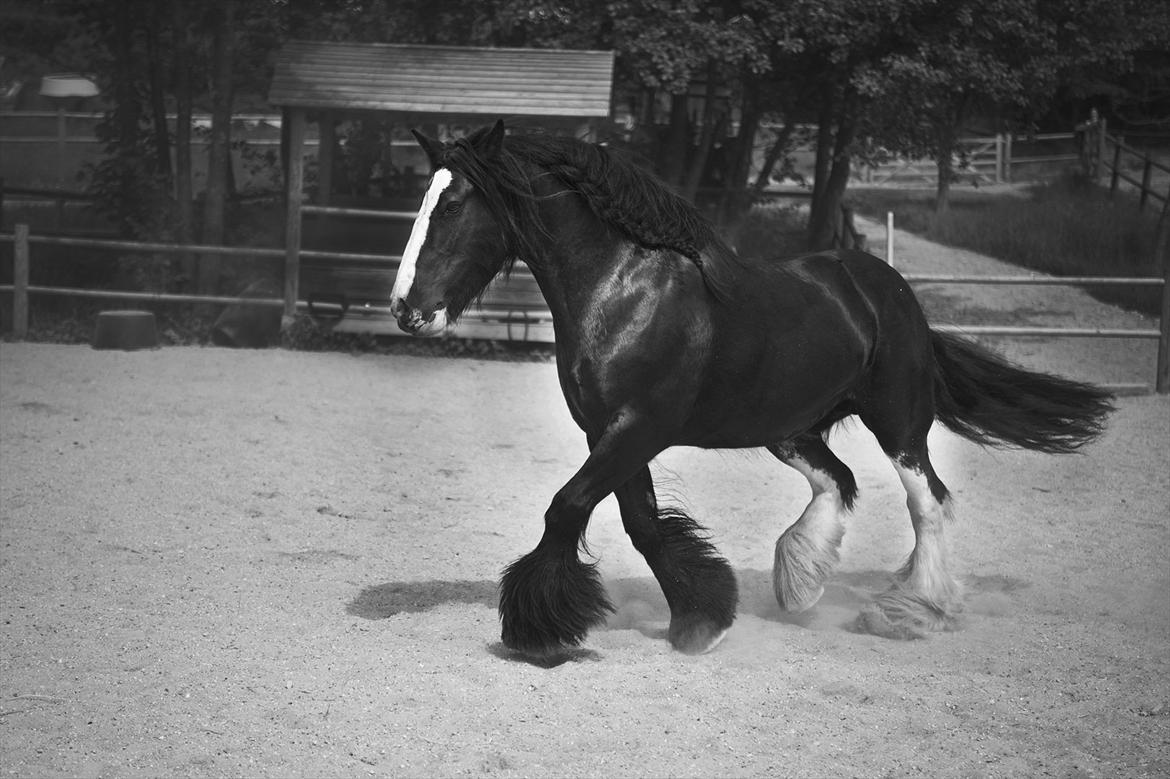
[500,626,580,658]
[852,588,963,640]
[668,612,732,655]
[499,633,587,666]
[775,582,824,613]
[498,549,614,656]
[773,528,837,614]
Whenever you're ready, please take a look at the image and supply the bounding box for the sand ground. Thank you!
[1,222,1167,777]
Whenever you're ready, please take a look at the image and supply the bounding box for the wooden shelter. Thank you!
[267,41,614,340]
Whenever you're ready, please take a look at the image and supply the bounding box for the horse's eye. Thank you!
[443,201,463,216]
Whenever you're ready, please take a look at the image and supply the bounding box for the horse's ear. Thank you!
[475,119,506,159]
[411,129,444,169]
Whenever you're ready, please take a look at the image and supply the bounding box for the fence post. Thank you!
[1110,137,1123,195]
[1003,133,1012,183]
[994,134,1003,183]
[886,211,895,267]
[282,108,306,323]
[1095,118,1107,180]
[13,223,29,339]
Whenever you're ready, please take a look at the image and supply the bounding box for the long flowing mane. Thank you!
[432,127,741,301]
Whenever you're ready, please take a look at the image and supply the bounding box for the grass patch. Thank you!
[850,175,1166,316]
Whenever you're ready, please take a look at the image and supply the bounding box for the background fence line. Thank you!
[859,132,1083,186]
[1079,119,1170,214]
[2,223,1167,393]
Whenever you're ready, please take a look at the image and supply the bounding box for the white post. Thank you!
[885,211,895,267]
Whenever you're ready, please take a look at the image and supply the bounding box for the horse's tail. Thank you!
[929,330,1114,454]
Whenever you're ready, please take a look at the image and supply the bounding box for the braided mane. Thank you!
[432,127,740,301]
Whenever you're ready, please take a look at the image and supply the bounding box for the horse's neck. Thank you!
[524,191,630,330]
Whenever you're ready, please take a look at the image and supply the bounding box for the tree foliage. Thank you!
[5,0,1164,261]
[856,0,1162,212]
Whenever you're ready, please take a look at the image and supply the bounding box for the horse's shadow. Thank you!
[346,567,902,657]
[347,579,497,619]
[346,567,1034,666]
[347,578,604,667]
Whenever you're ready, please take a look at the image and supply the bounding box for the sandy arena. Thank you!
[1,223,1168,777]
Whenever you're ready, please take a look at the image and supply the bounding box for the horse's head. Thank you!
[389,121,512,336]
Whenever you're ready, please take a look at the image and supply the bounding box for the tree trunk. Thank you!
[199,0,235,296]
[934,96,970,214]
[808,89,857,250]
[661,93,691,188]
[173,0,194,252]
[144,6,172,185]
[717,77,761,229]
[935,153,953,214]
[751,119,793,195]
[682,63,721,203]
[809,88,836,230]
[109,0,139,237]
[113,2,138,159]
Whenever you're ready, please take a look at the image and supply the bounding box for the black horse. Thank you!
[388,120,1112,657]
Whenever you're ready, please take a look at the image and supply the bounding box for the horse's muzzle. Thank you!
[389,298,447,336]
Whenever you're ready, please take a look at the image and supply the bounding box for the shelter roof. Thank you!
[268,40,614,118]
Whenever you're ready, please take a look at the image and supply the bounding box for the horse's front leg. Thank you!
[499,408,661,657]
[614,467,738,654]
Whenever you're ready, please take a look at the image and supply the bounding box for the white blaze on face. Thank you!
[391,168,454,305]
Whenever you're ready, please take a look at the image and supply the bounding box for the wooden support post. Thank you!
[283,108,306,323]
[54,107,67,230]
[1156,197,1170,394]
[13,223,29,339]
[55,107,67,187]
[318,112,334,207]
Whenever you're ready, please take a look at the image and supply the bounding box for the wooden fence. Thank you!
[859,132,1081,186]
[0,222,555,345]
[1081,120,1170,213]
[2,220,1167,393]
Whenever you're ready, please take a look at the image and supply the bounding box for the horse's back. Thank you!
[735,247,928,342]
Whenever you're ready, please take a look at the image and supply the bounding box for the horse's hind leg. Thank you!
[614,467,738,654]
[767,434,858,613]
[858,423,964,639]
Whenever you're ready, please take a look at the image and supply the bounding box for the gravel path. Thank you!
[855,215,1162,390]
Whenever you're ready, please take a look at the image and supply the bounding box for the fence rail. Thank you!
[3,223,1167,393]
[1105,137,1170,210]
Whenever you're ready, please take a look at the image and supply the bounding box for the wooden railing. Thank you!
[0,223,556,344]
[1079,118,1170,214]
[3,222,1167,391]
